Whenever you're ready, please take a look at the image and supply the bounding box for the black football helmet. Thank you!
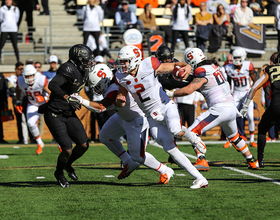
[69,44,94,72]
[270,52,278,64]
[155,45,174,63]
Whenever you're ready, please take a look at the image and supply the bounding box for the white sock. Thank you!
[167,147,204,179]
[143,152,167,174]
[35,137,43,146]
[250,133,254,142]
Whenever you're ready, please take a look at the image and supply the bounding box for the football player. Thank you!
[44,44,94,188]
[114,45,209,189]
[240,52,280,168]
[223,48,257,148]
[167,47,259,171]
[72,64,175,184]
[16,64,50,154]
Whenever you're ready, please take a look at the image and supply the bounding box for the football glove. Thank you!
[67,96,81,110]
[239,98,251,118]
[36,95,45,103]
[15,100,23,114]
[165,90,174,98]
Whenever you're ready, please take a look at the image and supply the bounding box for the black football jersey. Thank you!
[48,61,89,111]
[265,64,280,105]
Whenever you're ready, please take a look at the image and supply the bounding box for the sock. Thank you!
[196,153,204,159]
[35,136,43,146]
[119,151,132,165]
[167,147,204,180]
[66,146,87,167]
[143,152,167,174]
[250,132,254,142]
[245,154,253,160]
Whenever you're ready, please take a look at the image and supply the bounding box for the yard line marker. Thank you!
[0,155,9,159]
[150,142,280,185]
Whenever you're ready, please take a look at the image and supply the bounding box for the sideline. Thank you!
[150,142,280,186]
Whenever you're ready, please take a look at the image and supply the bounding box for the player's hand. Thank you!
[36,95,45,103]
[236,108,243,118]
[117,95,126,103]
[239,103,249,118]
[15,105,23,114]
[67,96,81,110]
[70,93,83,104]
[181,64,192,80]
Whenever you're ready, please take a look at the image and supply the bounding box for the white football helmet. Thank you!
[22,64,37,85]
[88,64,113,95]
[232,48,246,66]
[116,45,142,73]
[184,47,206,69]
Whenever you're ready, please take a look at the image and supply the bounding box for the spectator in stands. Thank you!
[34,61,42,73]
[208,4,230,53]
[0,71,8,144]
[233,0,254,26]
[138,3,157,32]
[229,0,240,20]
[43,55,58,82]
[248,0,264,16]
[171,0,192,52]
[115,0,139,33]
[136,0,158,8]
[6,62,29,144]
[82,0,104,56]
[275,1,280,51]
[86,31,112,59]
[39,0,49,15]
[17,0,40,42]
[264,0,278,16]
[195,1,213,52]
[206,0,231,14]
[0,0,20,63]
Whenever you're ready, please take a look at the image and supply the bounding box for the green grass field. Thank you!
[0,141,280,220]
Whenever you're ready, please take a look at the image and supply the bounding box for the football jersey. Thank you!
[265,64,280,105]
[224,61,254,92]
[104,83,144,122]
[115,56,170,115]
[17,73,48,106]
[193,64,234,108]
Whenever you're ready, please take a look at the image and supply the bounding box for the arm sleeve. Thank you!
[131,12,137,24]
[48,74,68,98]
[115,12,121,25]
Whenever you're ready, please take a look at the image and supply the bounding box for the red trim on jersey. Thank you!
[105,90,118,105]
[249,62,254,71]
[151,57,161,70]
[194,67,206,77]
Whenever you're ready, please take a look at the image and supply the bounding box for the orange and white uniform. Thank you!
[188,64,241,140]
[17,73,47,138]
[224,61,255,132]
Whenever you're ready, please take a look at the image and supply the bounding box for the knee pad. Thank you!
[174,126,187,138]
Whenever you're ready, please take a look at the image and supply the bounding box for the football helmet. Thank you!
[22,64,37,85]
[116,45,142,73]
[155,45,174,63]
[184,47,206,69]
[232,48,246,66]
[69,44,94,72]
[88,64,113,95]
[270,52,279,64]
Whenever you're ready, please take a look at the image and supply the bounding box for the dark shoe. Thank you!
[65,166,78,181]
[39,12,49,15]
[54,170,70,188]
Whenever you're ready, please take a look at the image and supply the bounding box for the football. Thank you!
[172,66,185,81]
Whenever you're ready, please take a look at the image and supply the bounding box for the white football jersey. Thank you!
[115,56,170,115]
[224,61,254,92]
[193,64,234,108]
[17,73,48,106]
[103,83,144,122]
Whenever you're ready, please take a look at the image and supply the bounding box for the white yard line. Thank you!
[150,142,280,185]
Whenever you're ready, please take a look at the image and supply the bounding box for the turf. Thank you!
[0,142,280,220]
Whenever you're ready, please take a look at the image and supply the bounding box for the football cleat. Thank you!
[157,167,174,184]
[190,177,209,189]
[54,170,70,188]
[65,166,78,181]
[118,161,140,180]
[223,141,231,148]
[247,158,259,170]
[250,142,257,148]
[193,136,206,154]
[194,155,210,171]
[36,143,44,155]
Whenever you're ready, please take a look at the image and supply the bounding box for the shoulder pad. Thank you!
[57,62,75,79]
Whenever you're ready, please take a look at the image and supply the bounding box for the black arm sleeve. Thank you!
[48,74,69,98]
